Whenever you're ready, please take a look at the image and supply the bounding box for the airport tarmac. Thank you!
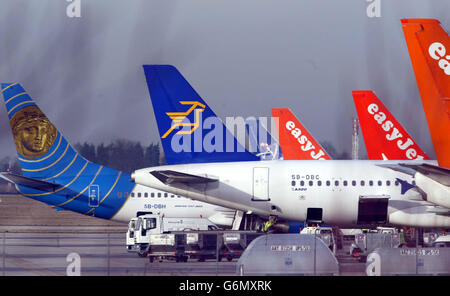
[0,194,366,276]
[0,230,365,276]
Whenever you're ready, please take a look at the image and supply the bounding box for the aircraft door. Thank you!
[88,185,100,208]
[252,167,270,201]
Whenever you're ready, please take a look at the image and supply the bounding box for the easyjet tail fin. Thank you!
[402,19,450,168]
[352,90,431,161]
[272,108,331,160]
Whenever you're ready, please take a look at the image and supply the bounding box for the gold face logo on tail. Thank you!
[10,105,57,158]
[161,101,206,139]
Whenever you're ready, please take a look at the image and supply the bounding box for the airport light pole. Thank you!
[2,232,5,276]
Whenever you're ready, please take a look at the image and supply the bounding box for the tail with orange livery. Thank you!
[402,19,450,168]
[352,90,431,161]
[272,108,331,160]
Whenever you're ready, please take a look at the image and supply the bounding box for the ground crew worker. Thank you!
[263,216,276,233]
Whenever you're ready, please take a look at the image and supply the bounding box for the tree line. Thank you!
[0,139,353,176]
[0,139,165,175]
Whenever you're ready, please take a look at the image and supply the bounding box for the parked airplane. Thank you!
[0,83,237,226]
[352,90,431,161]
[133,64,450,228]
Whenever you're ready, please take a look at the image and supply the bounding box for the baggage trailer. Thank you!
[221,232,264,261]
[350,227,405,262]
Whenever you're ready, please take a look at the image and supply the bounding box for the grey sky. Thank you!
[1,0,449,160]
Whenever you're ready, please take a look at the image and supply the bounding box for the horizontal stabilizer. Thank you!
[0,172,58,191]
[150,170,218,185]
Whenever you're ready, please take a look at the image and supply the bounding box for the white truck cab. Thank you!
[126,217,139,253]
[132,214,219,258]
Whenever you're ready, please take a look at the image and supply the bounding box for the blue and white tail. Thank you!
[143,65,259,164]
[1,83,135,219]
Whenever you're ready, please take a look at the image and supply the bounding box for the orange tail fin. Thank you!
[353,90,431,161]
[402,19,450,168]
[272,108,331,160]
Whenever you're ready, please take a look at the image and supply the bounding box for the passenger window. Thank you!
[151,192,155,198]
[131,192,135,198]
[343,181,348,186]
[326,181,330,186]
[164,193,168,198]
[360,181,365,186]
[291,181,296,186]
[386,180,391,186]
[378,181,382,186]
[137,192,141,198]
[334,180,339,186]
[309,181,313,186]
[317,180,322,186]
[157,193,161,198]
[171,194,175,198]
[369,181,373,186]
[300,181,305,186]
[395,180,399,186]
[352,180,356,186]
[144,193,148,198]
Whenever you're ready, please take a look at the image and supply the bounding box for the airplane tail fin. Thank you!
[352,90,431,160]
[272,108,331,160]
[1,83,134,219]
[0,83,88,180]
[142,65,259,164]
[402,19,450,167]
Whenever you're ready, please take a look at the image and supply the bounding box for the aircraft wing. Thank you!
[150,170,218,185]
[0,172,58,191]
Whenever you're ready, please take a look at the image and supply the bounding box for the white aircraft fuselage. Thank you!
[111,184,236,226]
[132,160,450,228]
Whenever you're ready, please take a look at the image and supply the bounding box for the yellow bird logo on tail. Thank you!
[161,101,206,139]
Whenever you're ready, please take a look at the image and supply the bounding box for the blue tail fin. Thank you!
[143,65,259,164]
[1,83,134,219]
